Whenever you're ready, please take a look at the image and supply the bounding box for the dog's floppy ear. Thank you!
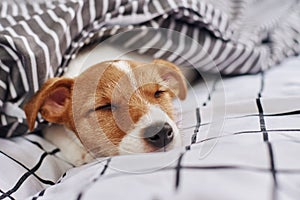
[24,77,74,131]
[153,59,187,100]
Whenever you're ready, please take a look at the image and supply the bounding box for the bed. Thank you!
[0,0,300,199]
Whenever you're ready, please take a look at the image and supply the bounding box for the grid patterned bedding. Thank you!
[1,56,299,200]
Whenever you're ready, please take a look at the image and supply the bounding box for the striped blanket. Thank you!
[0,1,300,137]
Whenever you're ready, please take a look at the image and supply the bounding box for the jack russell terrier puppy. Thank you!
[24,59,187,166]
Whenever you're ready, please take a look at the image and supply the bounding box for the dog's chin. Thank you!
[117,136,182,155]
[87,142,181,160]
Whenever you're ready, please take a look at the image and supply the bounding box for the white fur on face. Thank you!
[118,105,182,155]
[112,61,138,89]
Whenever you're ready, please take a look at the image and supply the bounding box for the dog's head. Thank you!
[24,59,187,157]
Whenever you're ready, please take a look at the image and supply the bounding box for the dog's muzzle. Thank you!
[143,122,174,148]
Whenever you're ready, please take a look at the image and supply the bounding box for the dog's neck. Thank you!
[43,125,94,166]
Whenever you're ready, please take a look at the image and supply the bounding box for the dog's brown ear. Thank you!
[153,59,187,100]
[24,77,74,131]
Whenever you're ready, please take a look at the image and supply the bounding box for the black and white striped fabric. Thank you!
[0,55,300,200]
[1,0,300,137]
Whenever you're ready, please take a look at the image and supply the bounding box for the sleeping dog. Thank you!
[24,59,187,166]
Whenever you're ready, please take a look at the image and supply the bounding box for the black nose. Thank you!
[143,122,174,148]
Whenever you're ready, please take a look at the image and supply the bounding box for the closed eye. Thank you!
[154,90,165,98]
[95,104,117,111]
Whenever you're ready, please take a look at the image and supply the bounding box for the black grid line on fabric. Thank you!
[190,76,219,144]
[33,172,67,200]
[0,149,59,199]
[194,128,300,145]
[234,129,300,134]
[229,110,300,118]
[175,152,185,190]
[185,144,191,151]
[202,76,219,107]
[31,189,45,200]
[24,138,45,150]
[258,71,265,98]
[24,137,76,167]
[266,142,277,183]
[257,71,278,200]
[0,150,56,185]
[256,72,269,142]
[76,158,111,200]
[56,172,67,184]
[92,158,112,182]
[191,108,201,144]
[0,189,14,200]
[261,110,300,116]
[256,98,269,141]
